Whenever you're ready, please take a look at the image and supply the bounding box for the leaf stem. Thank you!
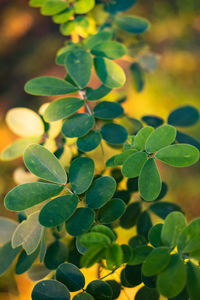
[64,186,73,194]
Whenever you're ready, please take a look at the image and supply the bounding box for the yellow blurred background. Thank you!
[0,0,200,299]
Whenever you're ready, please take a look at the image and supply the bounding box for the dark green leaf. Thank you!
[176,131,200,150]
[122,152,148,178]
[168,287,189,300]
[91,41,126,59]
[32,280,70,300]
[126,177,138,193]
[120,269,133,287]
[25,76,77,96]
[130,63,145,92]
[129,235,147,249]
[86,176,116,209]
[120,202,141,229]
[69,157,95,194]
[135,286,159,300]
[129,246,152,265]
[4,182,63,211]
[105,0,137,13]
[62,113,95,138]
[121,244,133,263]
[155,182,168,201]
[15,247,40,275]
[44,240,68,270]
[114,190,131,204]
[94,101,123,120]
[101,123,128,145]
[86,280,113,300]
[85,31,112,50]
[168,105,199,127]
[86,85,112,101]
[73,292,95,300]
[66,208,95,236]
[142,115,164,128]
[136,211,152,239]
[177,218,200,253]
[105,280,121,299]
[150,202,182,219]
[124,264,142,287]
[119,116,143,135]
[114,15,150,34]
[39,194,78,227]
[155,144,199,167]
[77,130,101,152]
[44,97,85,122]
[139,158,161,201]
[56,263,85,292]
[187,261,200,300]
[0,242,21,275]
[98,198,126,224]
[141,274,156,289]
[148,224,163,248]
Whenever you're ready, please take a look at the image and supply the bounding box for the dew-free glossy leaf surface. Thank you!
[15,246,40,275]
[85,176,116,209]
[142,247,170,276]
[135,286,159,300]
[114,15,150,34]
[86,280,113,300]
[105,0,137,13]
[98,198,126,224]
[80,232,111,248]
[94,101,123,120]
[32,280,70,300]
[62,113,95,138]
[44,240,68,270]
[69,157,95,194]
[91,41,126,59]
[91,225,116,242]
[106,243,123,270]
[41,0,68,16]
[77,130,101,152]
[66,208,95,236]
[86,85,111,101]
[56,263,85,292]
[44,97,85,122]
[101,123,128,145]
[85,31,112,50]
[73,292,95,300]
[94,57,126,89]
[39,194,78,227]
[0,242,21,275]
[168,105,199,127]
[5,182,63,211]
[134,126,154,151]
[122,152,147,178]
[150,202,182,219]
[187,261,200,300]
[177,218,200,253]
[64,48,93,89]
[139,158,161,201]
[155,144,199,167]
[120,202,141,229]
[145,125,176,153]
[24,144,67,184]
[25,76,77,96]
[74,0,95,14]
[0,217,18,245]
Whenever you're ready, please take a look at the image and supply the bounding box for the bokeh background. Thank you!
[0,0,200,299]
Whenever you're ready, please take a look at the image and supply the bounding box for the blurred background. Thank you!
[0,0,200,299]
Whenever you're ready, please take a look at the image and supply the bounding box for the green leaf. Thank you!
[32,279,70,300]
[12,212,43,255]
[101,123,128,145]
[77,130,101,152]
[114,15,150,34]
[106,243,123,270]
[129,235,147,249]
[129,246,153,266]
[94,57,126,89]
[85,176,116,209]
[86,280,113,300]
[142,247,170,276]
[168,105,199,127]
[119,116,143,135]
[155,144,199,167]
[69,157,95,195]
[44,97,85,122]
[79,232,111,248]
[114,149,137,166]
[130,62,145,92]
[64,48,93,89]
[0,242,21,275]
[60,21,76,36]
[135,286,159,300]
[124,264,142,287]
[29,0,46,7]
[81,244,106,268]
[145,125,176,153]
[73,292,95,300]
[27,265,50,282]
[39,194,78,227]
[105,280,121,300]
[91,225,116,242]
[161,212,186,249]
[150,202,182,219]
[121,245,133,263]
[41,0,68,16]
[0,217,18,245]
[56,263,85,292]
[53,8,74,24]
[142,115,164,128]
[91,41,126,59]
[1,136,41,161]
[94,101,123,120]
[134,126,154,151]
[85,31,112,50]
[15,246,40,275]
[148,224,163,248]
[176,131,200,151]
[44,240,68,270]
[157,254,186,298]
[187,261,200,300]
[24,144,67,184]
[86,85,112,101]
[139,158,161,201]
[122,152,148,178]
[177,218,200,253]
[5,182,63,211]
[136,211,152,239]
[74,0,95,14]
[98,198,126,224]
[120,202,141,229]
[62,113,95,138]
[66,208,95,236]
[25,76,77,96]
[105,0,138,13]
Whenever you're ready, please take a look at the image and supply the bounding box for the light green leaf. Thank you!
[1,136,41,161]
[60,21,76,36]
[0,217,18,245]
[41,0,68,16]
[122,152,148,178]
[134,126,154,151]
[106,243,123,270]
[139,158,161,201]
[39,194,79,227]
[29,0,46,7]
[187,261,200,300]
[155,144,199,167]
[80,232,111,248]
[4,182,63,211]
[12,212,43,255]
[25,76,78,96]
[85,31,112,50]
[177,218,200,253]
[114,15,150,34]
[157,254,186,298]
[74,0,95,14]
[81,244,106,268]
[69,157,95,195]
[44,97,85,122]
[24,144,67,184]
[145,125,176,153]
[52,8,74,24]
[161,212,186,248]
[91,41,126,59]
[0,242,21,275]
[142,247,170,276]
[64,48,93,89]
[94,57,126,89]
[114,149,137,166]
[62,113,95,138]
[91,225,116,242]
